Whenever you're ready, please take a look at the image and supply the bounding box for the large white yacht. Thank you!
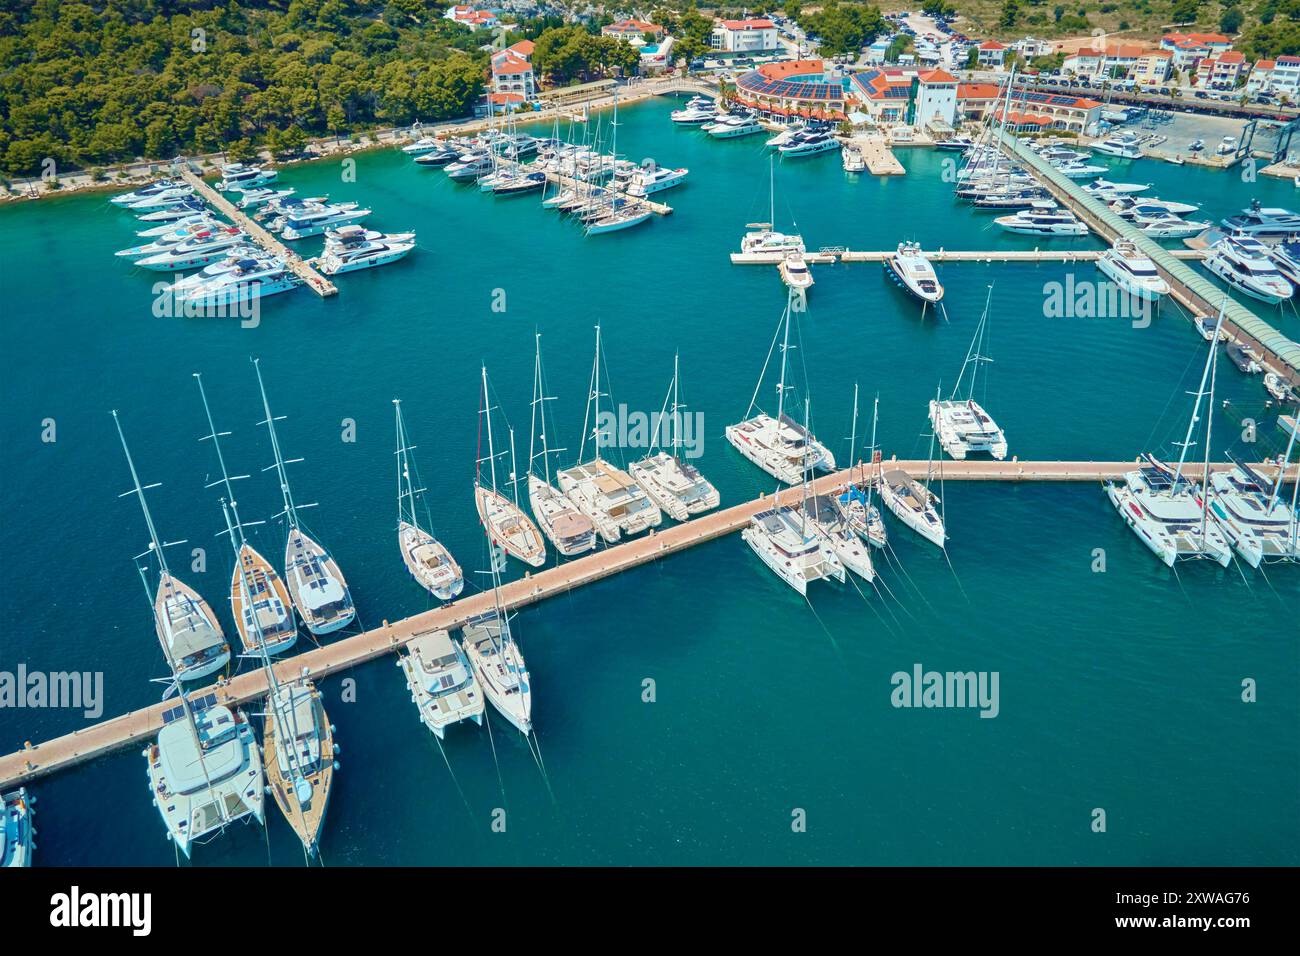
[1202,236,1295,304]
[144,691,265,858]
[1096,239,1170,301]
[1220,200,1300,239]
[884,241,944,303]
[743,504,845,596]
[399,628,485,738]
[134,227,248,270]
[1090,132,1142,159]
[994,208,1089,236]
[317,225,416,275]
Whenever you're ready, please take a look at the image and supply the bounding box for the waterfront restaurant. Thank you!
[956,83,1102,133]
[732,60,850,123]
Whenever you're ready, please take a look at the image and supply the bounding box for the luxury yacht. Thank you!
[930,400,1007,460]
[842,145,866,172]
[1053,161,1108,179]
[779,250,814,291]
[779,130,840,157]
[885,241,943,303]
[994,208,1089,236]
[236,186,294,210]
[178,258,300,309]
[402,136,442,156]
[394,400,464,601]
[461,612,532,735]
[317,225,416,275]
[879,468,946,548]
[144,691,265,858]
[1221,200,1300,239]
[136,198,208,222]
[134,226,248,270]
[743,505,845,595]
[670,102,718,124]
[627,166,688,196]
[492,170,548,195]
[935,136,975,151]
[1108,195,1200,218]
[1202,237,1295,303]
[738,224,805,258]
[706,113,764,139]
[398,628,485,738]
[124,186,197,213]
[1091,132,1142,159]
[1096,239,1170,300]
[1132,210,1212,239]
[1265,241,1300,287]
[136,213,214,237]
[218,163,276,190]
[802,494,874,582]
[1081,179,1149,200]
[1,788,34,867]
[1208,459,1299,566]
[275,202,371,240]
[111,178,187,205]
[1106,458,1233,567]
[117,217,223,258]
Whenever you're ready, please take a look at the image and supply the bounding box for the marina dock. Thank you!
[856,135,906,176]
[732,249,1207,265]
[2,456,1293,791]
[492,156,673,217]
[177,169,338,298]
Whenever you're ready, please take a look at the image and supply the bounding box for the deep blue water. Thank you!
[0,100,1296,866]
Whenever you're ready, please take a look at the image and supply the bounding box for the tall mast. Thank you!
[579,324,604,464]
[799,397,811,540]
[508,427,521,509]
[1173,303,1224,487]
[769,153,775,226]
[672,351,682,459]
[925,384,940,493]
[112,410,173,580]
[480,365,500,495]
[867,394,880,508]
[194,373,257,552]
[1200,331,1219,542]
[252,358,300,531]
[775,299,791,427]
[848,382,859,478]
[393,399,420,530]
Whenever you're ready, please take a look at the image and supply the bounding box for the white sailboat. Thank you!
[112,411,230,683]
[878,403,947,549]
[527,334,597,557]
[734,155,805,261]
[476,365,547,568]
[837,387,887,549]
[629,353,720,521]
[394,399,464,600]
[929,288,1008,461]
[194,373,298,656]
[726,295,836,484]
[557,326,663,542]
[252,359,356,636]
[1105,309,1234,567]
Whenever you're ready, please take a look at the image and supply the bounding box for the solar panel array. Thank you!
[161,692,219,725]
[738,71,843,101]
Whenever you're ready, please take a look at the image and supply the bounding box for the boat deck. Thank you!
[2,457,1294,789]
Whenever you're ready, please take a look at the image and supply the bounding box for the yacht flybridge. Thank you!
[1106,310,1235,567]
[194,373,298,657]
[398,628,485,738]
[1202,236,1295,304]
[113,411,231,683]
[629,354,720,521]
[527,334,597,556]
[557,326,662,542]
[727,297,835,485]
[885,241,944,304]
[476,365,547,568]
[394,400,464,601]
[1221,199,1300,239]
[253,359,356,636]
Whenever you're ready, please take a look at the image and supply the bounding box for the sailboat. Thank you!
[194,373,297,656]
[112,411,230,683]
[476,366,547,568]
[461,520,533,735]
[1105,308,1234,567]
[219,498,334,856]
[929,288,1008,460]
[586,88,652,236]
[878,398,947,549]
[629,353,720,520]
[726,294,836,484]
[394,399,464,600]
[734,155,805,261]
[1206,439,1300,567]
[557,325,662,542]
[837,388,888,548]
[527,334,598,556]
[252,359,356,635]
[743,399,846,595]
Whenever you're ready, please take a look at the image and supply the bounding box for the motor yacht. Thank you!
[317,225,416,275]
[134,226,248,270]
[1202,236,1295,303]
[177,258,300,309]
[218,163,276,190]
[627,166,688,196]
[779,250,814,291]
[1096,239,1170,300]
[779,130,840,157]
[1220,200,1300,239]
[994,208,1089,236]
[706,113,764,139]
[884,241,943,303]
[274,202,370,240]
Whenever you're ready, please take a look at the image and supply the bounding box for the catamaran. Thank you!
[195,373,298,656]
[393,400,464,601]
[113,411,230,682]
[527,334,597,557]
[252,358,356,635]
[734,155,805,261]
[929,289,1008,461]
[1206,433,1300,567]
[557,326,662,541]
[629,354,720,521]
[476,366,547,567]
[726,296,836,484]
[1105,310,1234,567]
[398,627,485,738]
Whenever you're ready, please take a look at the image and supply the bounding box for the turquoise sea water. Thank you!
[1,100,1296,866]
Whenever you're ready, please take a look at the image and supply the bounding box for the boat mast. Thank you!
[579,324,604,464]
[480,365,501,495]
[1266,406,1299,515]
[867,394,880,508]
[112,410,173,581]
[925,384,940,492]
[672,351,682,460]
[848,382,859,482]
[195,373,261,556]
[775,297,792,428]
[252,358,301,532]
[393,399,420,530]
[1173,303,1224,488]
[1200,330,1220,542]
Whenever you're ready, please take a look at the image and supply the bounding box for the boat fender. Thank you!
[333,761,341,771]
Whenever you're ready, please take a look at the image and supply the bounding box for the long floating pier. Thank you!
[492,156,673,216]
[731,249,1206,265]
[1,457,1294,790]
[177,169,338,298]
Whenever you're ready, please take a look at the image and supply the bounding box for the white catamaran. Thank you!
[727,295,836,484]
[929,288,1008,461]
[252,359,356,635]
[629,353,720,520]
[394,400,464,601]
[398,627,485,738]
[113,411,231,683]
[476,366,547,568]
[527,334,598,556]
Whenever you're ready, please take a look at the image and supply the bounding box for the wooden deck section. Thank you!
[857,135,906,175]
[1,457,1294,790]
[177,169,338,298]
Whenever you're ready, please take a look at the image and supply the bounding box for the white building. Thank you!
[913,69,958,130]
[711,18,779,53]
[444,5,500,30]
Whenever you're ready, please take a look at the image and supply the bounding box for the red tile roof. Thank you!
[919,69,958,84]
[978,40,1006,51]
[509,39,534,56]
[1218,51,1245,63]
[720,18,775,30]
[493,57,533,76]
[1256,59,1277,70]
